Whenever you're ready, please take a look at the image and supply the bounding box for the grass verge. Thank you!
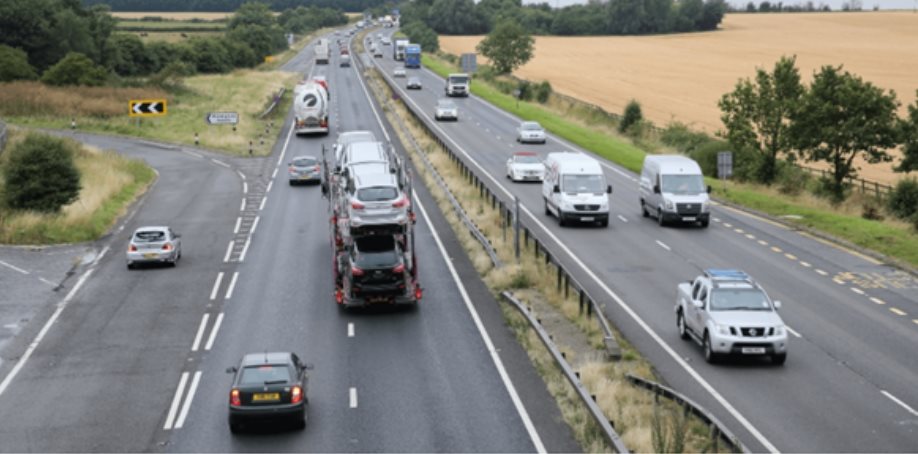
[362,61,732,452]
[0,128,156,244]
[423,53,918,269]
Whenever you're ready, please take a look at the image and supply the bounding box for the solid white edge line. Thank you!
[251,216,260,235]
[348,322,354,338]
[236,170,246,180]
[414,194,547,453]
[349,387,357,408]
[266,180,274,194]
[190,314,210,352]
[0,268,94,398]
[0,260,29,274]
[163,371,189,430]
[396,64,778,453]
[785,326,802,338]
[259,196,267,211]
[656,240,671,251]
[204,313,224,351]
[39,277,56,286]
[272,167,279,179]
[223,240,234,263]
[93,245,110,266]
[210,272,225,301]
[239,236,252,262]
[225,272,239,300]
[183,150,203,159]
[881,390,918,417]
[233,217,241,234]
[243,181,248,194]
[210,158,230,168]
[277,119,295,166]
[174,370,202,429]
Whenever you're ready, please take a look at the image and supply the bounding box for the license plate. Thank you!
[143,253,157,259]
[252,393,280,402]
[581,217,594,222]
[368,296,389,304]
[741,347,766,354]
[683,217,696,222]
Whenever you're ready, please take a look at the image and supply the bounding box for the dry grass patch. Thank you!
[0,82,169,118]
[110,12,233,20]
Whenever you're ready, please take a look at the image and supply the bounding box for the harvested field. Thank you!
[134,31,224,43]
[110,12,233,20]
[440,12,918,184]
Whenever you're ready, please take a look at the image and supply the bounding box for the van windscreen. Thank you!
[562,174,604,193]
[662,175,705,194]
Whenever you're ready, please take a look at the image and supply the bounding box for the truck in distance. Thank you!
[393,38,409,61]
[405,44,421,68]
[293,80,330,135]
[445,73,470,97]
[315,39,329,65]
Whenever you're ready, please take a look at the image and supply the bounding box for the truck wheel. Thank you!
[772,353,787,366]
[677,310,689,340]
[703,332,718,364]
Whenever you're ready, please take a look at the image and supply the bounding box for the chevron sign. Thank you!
[129,99,167,117]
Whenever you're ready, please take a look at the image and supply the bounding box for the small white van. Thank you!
[639,155,711,227]
[542,152,612,227]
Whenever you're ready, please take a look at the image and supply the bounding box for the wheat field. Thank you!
[110,12,232,20]
[440,12,918,184]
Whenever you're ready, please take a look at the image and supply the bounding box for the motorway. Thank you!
[0,32,579,452]
[369,27,918,452]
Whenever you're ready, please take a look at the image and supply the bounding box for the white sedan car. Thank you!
[393,66,406,77]
[516,121,546,144]
[126,226,182,269]
[434,99,458,121]
[506,152,544,182]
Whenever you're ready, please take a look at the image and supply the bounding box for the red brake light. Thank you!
[392,196,408,208]
[351,266,364,276]
[288,165,296,172]
[230,389,241,406]
[162,243,172,251]
[351,201,365,210]
[415,286,423,300]
[291,385,303,404]
[392,263,405,274]
[314,165,321,172]
[335,289,343,304]
[129,244,137,252]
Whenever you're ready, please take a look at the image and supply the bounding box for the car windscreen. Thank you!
[438,101,456,109]
[357,186,398,202]
[134,231,165,242]
[354,237,399,267]
[292,157,316,167]
[239,364,292,385]
[409,78,420,83]
[562,174,605,193]
[662,174,705,195]
[449,76,468,84]
[710,288,772,311]
[522,123,542,131]
[514,155,539,164]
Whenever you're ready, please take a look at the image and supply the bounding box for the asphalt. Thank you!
[370,27,918,453]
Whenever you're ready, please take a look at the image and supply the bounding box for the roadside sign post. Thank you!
[129,99,167,117]
[717,151,733,193]
[460,53,477,74]
[513,89,521,108]
[206,112,239,126]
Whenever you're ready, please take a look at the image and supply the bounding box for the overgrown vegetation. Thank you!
[3,134,82,213]
[475,19,534,75]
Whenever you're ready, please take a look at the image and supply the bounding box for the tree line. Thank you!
[398,0,727,36]
[81,0,387,12]
[0,0,346,86]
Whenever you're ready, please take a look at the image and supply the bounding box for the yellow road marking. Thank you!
[771,246,782,253]
[797,232,883,265]
[717,204,789,229]
[785,253,798,260]
[758,240,768,246]
[890,308,907,316]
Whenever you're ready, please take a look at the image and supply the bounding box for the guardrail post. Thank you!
[564,275,569,299]
[587,296,593,316]
[557,266,562,292]
[514,196,521,262]
[579,290,585,315]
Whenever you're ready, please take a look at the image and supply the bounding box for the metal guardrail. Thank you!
[258,87,286,120]
[502,291,629,453]
[625,374,748,453]
[0,119,8,154]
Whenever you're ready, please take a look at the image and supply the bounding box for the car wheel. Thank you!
[229,423,242,434]
[703,332,718,364]
[700,219,709,228]
[600,218,609,227]
[126,262,134,270]
[544,199,551,216]
[772,353,787,366]
[641,200,649,218]
[677,310,689,340]
[658,207,666,227]
[558,211,566,227]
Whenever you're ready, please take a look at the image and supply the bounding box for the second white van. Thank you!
[542,152,612,227]
[639,155,711,227]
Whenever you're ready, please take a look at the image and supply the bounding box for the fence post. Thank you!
[579,290,585,315]
[514,196,520,262]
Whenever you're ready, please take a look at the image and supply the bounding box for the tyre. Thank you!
[677,310,689,340]
[658,208,666,227]
[229,423,241,434]
[558,211,566,227]
[641,200,649,218]
[544,199,551,216]
[703,332,718,364]
[126,262,134,270]
[772,353,787,365]
[600,218,609,227]
[700,219,709,228]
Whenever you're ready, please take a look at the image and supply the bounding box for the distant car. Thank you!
[516,121,546,144]
[339,53,351,67]
[506,151,544,182]
[373,46,383,58]
[288,155,321,185]
[434,99,458,121]
[406,76,422,90]
[227,352,312,433]
[381,37,392,45]
[126,226,181,269]
[393,66,406,77]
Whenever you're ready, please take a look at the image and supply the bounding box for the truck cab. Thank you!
[405,44,421,68]
[445,73,470,97]
[675,269,788,364]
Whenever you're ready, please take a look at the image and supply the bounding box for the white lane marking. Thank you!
[393,66,776,453]
[277,111,296,167]
[870,297,886,305]
[617,215,628,223]
[239,198,246,211]
[272,167,279,179]
[92,246,110,266]
[771,246,783,253]
[191,314,210,352]
[0,268,94,398]
[259,197,267,211]
[745,234,755,240]
[724,222,733,228]
[205,313,224,351]
[225,272,239,299]
[0,260,29,274]
[815,269,829,276]
[348,322,354,338]
[233,217,241,234]
[713,217,721,222]
[39,277,56,286]
[223,241,234,263]
[182,150,203,159]
[250,216,260,235]
[850,287,865,295]
[210,272,225,301]
[349,387,358,408]
[881,390,918,417]
[890,307,907,316]
[266,180,274,193]
[800,261,812,268]
[758,240,768,246]
[655,240,671,251]
[784,253,798,260]
[243,181,248,194]
[210,158,230,168]
[163,372,189,430]
[174,370,202,429]
[239,236,252,262]
[785,326,802,338]
[734,228,744,234]
[833,278,845,285]
[236,170,246,180]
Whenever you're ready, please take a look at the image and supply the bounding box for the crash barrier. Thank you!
[259,87,286,120]
[502,291,629,453]
[625,374,748,453]
[0,119,7,154]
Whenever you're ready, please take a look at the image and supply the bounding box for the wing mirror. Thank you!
[225,366,237,374]
[692,299,704,308]
[606,185,613,194]
[653,184,661,194]
[773,300,782,309]
[553,184,560,194]
[706,185,712,194]
[302,363,315,371]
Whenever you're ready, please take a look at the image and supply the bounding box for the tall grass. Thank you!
[0,82,169,118]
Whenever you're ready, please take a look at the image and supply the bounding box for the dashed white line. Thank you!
[617,214,628,223]
[0,260,28,275]
[205,313,224,350]
[815,269,829,276]
[210,272,225,300]
[870,297,886,305]
[349,387,358,408]
[39,277,56,286]
[250,216,260,235]
[800,261,812,268]
[655,240,671,251]
[163,372,189,430]
[210,158,230,168]
[236,170,246,180]
[890,307,907,316]
[239,198,246,211]
[225,272,239,299]
[259,196,268,211]
[174,370,202,429]
[713,217,721,222]
[233,217,242,234]
[833,278,845,285]
[243,181,248,194]
[881,390,918,417]
[785,326,802,338]
[272,167,279,179]
[745,234,755,240]
[734,228,744,234]
[223,241,234,263]
[723,223,733,228]
[266,180,274,193]
[771,246,783,253]
[239,236,252,262]
[785,253,798,260]
[348,322,355,338]
[191,314,210,352]
[92,245,110,266]
[850,287,865,295]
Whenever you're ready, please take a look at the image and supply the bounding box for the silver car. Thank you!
[516,121,547,144]
[393,66,406,78]
[434,99,458,121]
[126,226,182,269]
[288,155,321,185]
[345,172,409,229]
[406,76,422,90]
[334,131,377,170]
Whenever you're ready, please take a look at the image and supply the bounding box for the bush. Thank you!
[887,177,918,220]
[688,139,731,176]
[517,80,532,101]
[661,122,711,154]
[0,44,37,82]
[775,161,810,195]
[861,199,885,221]
[3,133,82,213]
[534,80,552,103]
[620,99,643,133]
[40,52,109,86]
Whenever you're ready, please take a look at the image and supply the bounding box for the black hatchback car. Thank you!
[349,235,407,299]
[227,352,311,433]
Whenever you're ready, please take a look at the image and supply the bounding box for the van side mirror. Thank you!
[225,366,237,374]
[552,184,560,194]
[606,185,613,194]
[692,299,703,308]
[653,184,660,194]
[773,300,782,309]
[706,185,712,194]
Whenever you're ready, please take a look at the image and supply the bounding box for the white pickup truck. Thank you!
[675,269,788,365]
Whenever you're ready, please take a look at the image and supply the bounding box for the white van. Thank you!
[542,152,612,227]
[639,155,711,227]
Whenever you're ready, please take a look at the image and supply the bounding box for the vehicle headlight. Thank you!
[774,326,785,337]
[664,200,675,211]
[600,201,608,210]
[715,323,731,335]
[701,200,710,212]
